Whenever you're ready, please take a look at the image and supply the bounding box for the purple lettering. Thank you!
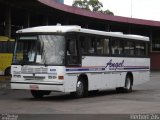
[105,59,124,70]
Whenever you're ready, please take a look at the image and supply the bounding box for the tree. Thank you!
[102,9,114,15]
[72,0,114,15]
[88,0,103,12]
[72,0,90,10]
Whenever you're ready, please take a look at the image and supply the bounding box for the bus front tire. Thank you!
[71,79,88,98]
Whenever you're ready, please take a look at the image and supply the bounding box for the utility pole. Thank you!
[131,0,133,18]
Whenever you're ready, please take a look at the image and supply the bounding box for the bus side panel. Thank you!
[82,56,106,91]
[133,58,150,85]
[64,74,78,92]
[116,72,126,88]
[105,73,119,89]
[82,57,125,90]
[88,73,102,91]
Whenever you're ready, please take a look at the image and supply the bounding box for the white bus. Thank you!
[11,25,150,98]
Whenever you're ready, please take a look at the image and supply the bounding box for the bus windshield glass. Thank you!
[13,35,65,65]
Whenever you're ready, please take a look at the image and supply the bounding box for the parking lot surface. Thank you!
[0,72,160,119]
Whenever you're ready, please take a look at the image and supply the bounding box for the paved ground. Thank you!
[0,72,160,119]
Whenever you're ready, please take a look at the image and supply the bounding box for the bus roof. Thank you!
[17,25,149,41]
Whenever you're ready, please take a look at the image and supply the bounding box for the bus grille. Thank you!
[22,67,48,74]
[23,76,45,80]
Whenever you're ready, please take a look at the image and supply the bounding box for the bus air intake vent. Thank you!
[22,67,48,74]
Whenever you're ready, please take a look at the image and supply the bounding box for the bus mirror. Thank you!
[36,55,42,63]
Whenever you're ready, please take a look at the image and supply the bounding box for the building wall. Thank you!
[0,0,160,70]
[150,53,160,70]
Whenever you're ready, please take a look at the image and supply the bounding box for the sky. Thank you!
[64,0,160,21]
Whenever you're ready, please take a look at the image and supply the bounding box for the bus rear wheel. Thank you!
[124,75,133,93]
[116,74,133,93]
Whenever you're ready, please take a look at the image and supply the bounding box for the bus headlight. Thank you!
[48,76,57,79]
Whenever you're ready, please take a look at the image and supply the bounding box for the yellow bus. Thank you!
[0,36,14,75]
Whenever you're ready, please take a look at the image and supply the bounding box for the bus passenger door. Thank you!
[66,33,81,66]
[65,33,82,92]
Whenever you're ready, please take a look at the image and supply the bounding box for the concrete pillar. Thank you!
[105,24,110,31]
[128,24,132,34]
[64,17,69,25]
[149,29,153,52]
[5,6,11,37]
[85,22,88,28]
[24,12,30,28]
[43,15,49,25]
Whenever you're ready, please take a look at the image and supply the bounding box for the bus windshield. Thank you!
[13,35,65,65]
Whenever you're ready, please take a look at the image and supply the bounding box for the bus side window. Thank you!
[130,42,135,55]
[88,37,96,54]
[80,36,87,54]
[104,38,110,54]
[124,41,135,56]
[136,42,145,56]
[67,39,77,55]
[124,41,130,55]
[80,36,96,55]
[96,38,109,55]
[111,39,123,55]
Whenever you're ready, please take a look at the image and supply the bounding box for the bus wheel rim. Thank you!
[77,81,84,96]
[126,77,131,90]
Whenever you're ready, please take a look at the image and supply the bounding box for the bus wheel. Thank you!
[71,79,87,98]
[124,75,133,93]
[31,90,45,98]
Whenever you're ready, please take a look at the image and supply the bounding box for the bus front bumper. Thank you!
[11,82,64,92]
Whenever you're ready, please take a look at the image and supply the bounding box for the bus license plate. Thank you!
[29,85,39,90]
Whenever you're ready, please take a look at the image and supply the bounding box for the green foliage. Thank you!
[102,9,114,15]
[72,0,90,10]
[88,0,103,12]
[72,0,114,15]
